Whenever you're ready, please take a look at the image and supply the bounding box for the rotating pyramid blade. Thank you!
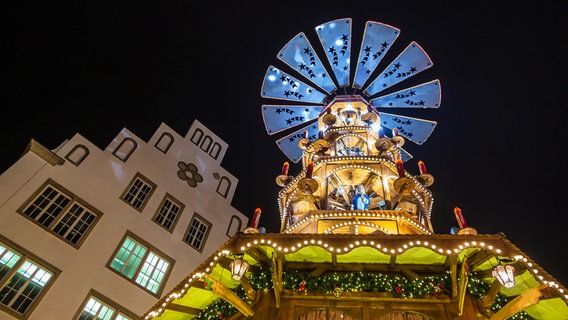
[370,80,441,108]
[364,41,433,97]
[353,21,400,89]
[276,123,319,163]
[262,105,323,135]
[278,32,337,94]
[261,66,328,104]
[315,18,352,87]
[399,147,413,162]
[378,112,437,145]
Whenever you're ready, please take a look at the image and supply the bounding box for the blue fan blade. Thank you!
[353,21,400,89]
[261,66,328,104]
[378,112,437,145]
[276,123,319,163]
[262,105,323,135]
[370,80,441,108]
[278,32,337,94]
[315,18,352,87]
[400,147,413,162]
[364,42,434,96]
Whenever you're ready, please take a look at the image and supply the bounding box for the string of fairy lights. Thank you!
[283,210,431,234]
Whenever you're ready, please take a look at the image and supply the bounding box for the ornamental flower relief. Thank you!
[177,162,203,188]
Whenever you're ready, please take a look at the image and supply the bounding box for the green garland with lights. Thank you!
[195,269,534,320]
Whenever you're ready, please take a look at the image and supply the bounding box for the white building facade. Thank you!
[0,119,248,319]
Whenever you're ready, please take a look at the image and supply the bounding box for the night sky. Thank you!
[3,2,567,285]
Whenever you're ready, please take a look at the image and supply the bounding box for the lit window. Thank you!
[19,181,100,247]
[108,234,171,296]
[153,195,183,232]
[183,214,211,252]
[0,239,58,316]
[76,290,136,320]
[121,174,156,212]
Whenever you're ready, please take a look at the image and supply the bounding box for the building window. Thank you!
[216,176,231,198]
[19,181,101,248]
[226,215,243,237]
[108,233,172,296]
[183,213,211,253]
[209,142,221,159]
[112,138,137,162]
[152,194,184,232]
[155,132,174,154]
[0,237,59,317]
[121,173,156,212]
[65,144,90,166]
[190,128,203,145]
[200,135,212,153]
[75,290,137,320]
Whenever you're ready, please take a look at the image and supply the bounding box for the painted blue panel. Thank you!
[262,105,323,135]
[278,33,337,94]
[353,21,400,89]
[370,80,441,108]
[364,41,433,96]
[400,148,413,162]
[261,66,327,104]
[378,112,437,145]
[276,123,319,163]
[315,18,352,87]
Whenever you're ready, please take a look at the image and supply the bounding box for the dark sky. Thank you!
[3,2,567,285]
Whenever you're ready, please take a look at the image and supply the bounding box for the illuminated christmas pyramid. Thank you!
[271,94,440,236]
[144,18,568,320]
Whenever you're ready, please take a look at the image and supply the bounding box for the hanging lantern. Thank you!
[492,264,515,289]
[229,255,249,281]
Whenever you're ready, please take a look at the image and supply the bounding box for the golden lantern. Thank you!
[229,255,249,281]
[492,264,515,289]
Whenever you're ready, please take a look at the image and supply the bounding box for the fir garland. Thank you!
[194,269,534,320]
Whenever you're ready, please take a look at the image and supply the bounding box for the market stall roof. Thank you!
[143,232,568,320]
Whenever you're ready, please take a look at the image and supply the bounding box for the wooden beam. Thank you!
[481,279,502,308]
[489,284,549,320]
[400,267,419,279]
[447,255,457,298]
[457,258,469,315]
[271,253,282,308]
[246,247,271,267]
[277,253,283,291]
[165,302,202,315]
[309,266,328,277]
[389,254,397,267]
[241,275,257,301]
[466,249,495,269]
[206,275,254,317]
[284,261,446,273]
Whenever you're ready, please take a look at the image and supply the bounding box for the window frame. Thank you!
[120,173,156,212]
[152,193,184,232]
[17,179,102,249]
[106,232,173,297]
[0,235,61,319]
[215,176,231,198]
[73,289,138,320]
[182,213,212,253]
